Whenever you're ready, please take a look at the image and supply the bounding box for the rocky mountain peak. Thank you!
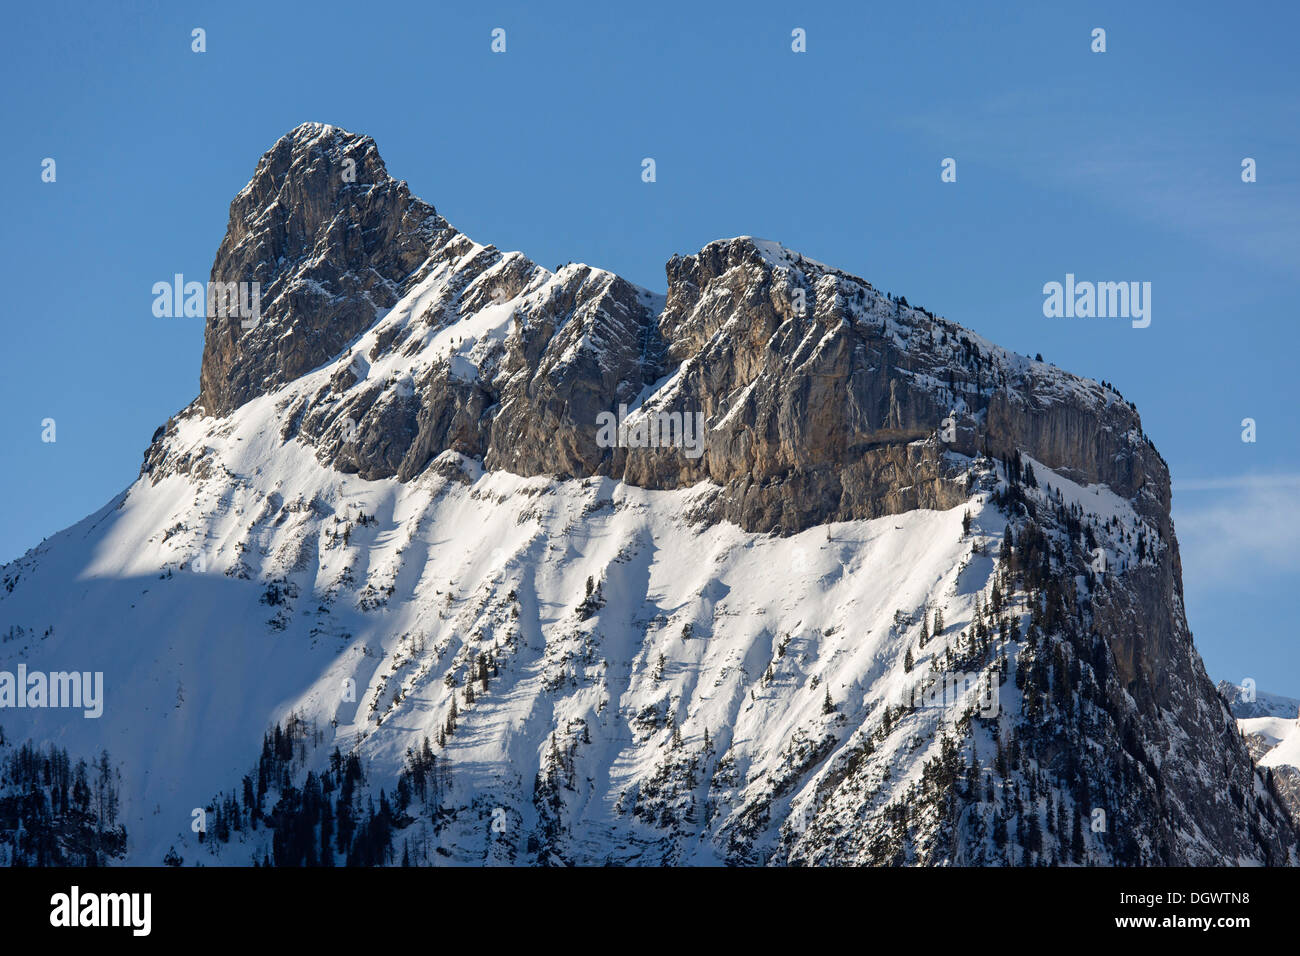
[184,126,1174,544]
[4,125,1295,868]
[198,123,452,417]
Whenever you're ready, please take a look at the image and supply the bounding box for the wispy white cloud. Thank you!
[1173,473,1300,590]
[1175,474,1300,492]
[900,93,1300,273]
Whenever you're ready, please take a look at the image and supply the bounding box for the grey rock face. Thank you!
[155,123,1200,614]
[192,128,1168,541]
[198,123,452,418]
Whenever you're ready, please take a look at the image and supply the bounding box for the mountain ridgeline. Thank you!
[1,123,1293,866]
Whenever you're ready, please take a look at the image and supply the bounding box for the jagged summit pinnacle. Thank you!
[199,126,448,417]
[233,123,392,202]
[286,120,349,139]
[690,236,835,272]
[279,121,377,155]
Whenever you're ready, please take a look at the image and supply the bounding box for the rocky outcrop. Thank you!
[198,123,452,418]
[189,130,1169,543]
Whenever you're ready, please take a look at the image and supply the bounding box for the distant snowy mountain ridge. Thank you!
[1219,681,1300,821]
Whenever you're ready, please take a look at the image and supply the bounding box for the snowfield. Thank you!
[0,373,1039,863]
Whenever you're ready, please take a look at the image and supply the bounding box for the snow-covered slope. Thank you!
[1242,717,1300,769]
[1219,682,1300,820]
[0,399,1187,865]
[0,409,1001,863]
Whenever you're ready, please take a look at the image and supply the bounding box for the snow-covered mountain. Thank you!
[1219,681,1300,822]
[1219,681,1300,721]
[0,123,1294,866]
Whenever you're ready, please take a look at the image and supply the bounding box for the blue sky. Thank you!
[1,1,1296,690]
